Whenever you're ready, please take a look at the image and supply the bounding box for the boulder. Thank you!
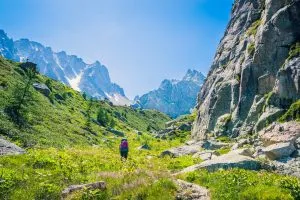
[178,152,261,174]
[259,122,300,146]
[61,181,106,199]
[0,138,25,155]
[138,144,151,150]
[263,142,296,160]
[161,141,203,157]
[33,83,51,97]
[202,140,229,150]
[192,151,214,161]
[295,137,300,149]
[175,179,210,200]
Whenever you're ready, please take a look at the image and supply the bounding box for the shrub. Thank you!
[247,42,255,56]
[35,183,60,200]
[287,42,300,60]
[247,20,262,36]
[279,100,300,122]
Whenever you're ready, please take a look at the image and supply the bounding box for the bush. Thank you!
[287,42,300,60]
[247,20,262,36]
[247,42,255,56]
[279,100,300,122]
[35,183,60,200]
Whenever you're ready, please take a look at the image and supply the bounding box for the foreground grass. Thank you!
[0,131,201,199]
[179,169,300,200]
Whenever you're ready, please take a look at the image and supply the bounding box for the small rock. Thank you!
[61,181,106,199]
[33,83,51,97]
[175,179,210,200]
[0,139,25,156]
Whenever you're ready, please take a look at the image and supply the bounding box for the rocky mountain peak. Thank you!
[135,69,205,118]
[0,29,129,105]
[183,69,206,85]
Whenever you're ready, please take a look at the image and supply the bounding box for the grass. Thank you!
[179,169,300,200]
[246,20,262,36]
[287,42,300,61]
[279,100,300,122]
[247,42,255,56]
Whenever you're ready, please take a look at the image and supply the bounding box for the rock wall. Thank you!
[192,0,300,139]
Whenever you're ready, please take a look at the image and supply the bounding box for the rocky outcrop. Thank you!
[263,142,296,160]
[259,121,300,146]
[135,70,205,118]
[0,138,25,155]
[178,150,261,174]
[192,0,300,139]
[175,179,210,200]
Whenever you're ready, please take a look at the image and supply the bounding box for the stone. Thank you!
[202,140,229,150]
[228,148,253,157]
[175,179,210,200]
[61,181,106,199]
[263,142,296,160]
[295,137,300,149]
[259,122,300,146]
[178,153,261,174]
[0,138,25,155]
[192,151,214,161]
[33,83,51,97]
[255,107,285,132]
[138,144,151,150]
[161,141,203,157]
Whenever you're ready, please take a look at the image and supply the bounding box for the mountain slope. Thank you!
[0,30,130,105]
[192,0,300,138]
[0,57,170,147]
[135,69,205,118]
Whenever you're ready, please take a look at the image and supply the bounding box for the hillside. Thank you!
[134,69,205,118]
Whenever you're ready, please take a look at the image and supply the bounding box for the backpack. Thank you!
[120,140,128,151]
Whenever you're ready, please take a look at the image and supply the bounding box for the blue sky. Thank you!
[0,0,233,99]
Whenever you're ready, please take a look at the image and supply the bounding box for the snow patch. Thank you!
[67,72,83,92]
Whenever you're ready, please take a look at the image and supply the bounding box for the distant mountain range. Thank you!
[134,69,205,118]
[0,30,131,106]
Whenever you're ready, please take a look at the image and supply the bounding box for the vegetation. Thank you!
[1,57,300,199]
[247,42,255,56]
[246,20,262,36]
[180,169,300,200]
[279,100,300,122]
[287,42,300,61]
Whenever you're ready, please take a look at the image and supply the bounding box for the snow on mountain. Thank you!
[0,30,129,105]
[134,69,205,118]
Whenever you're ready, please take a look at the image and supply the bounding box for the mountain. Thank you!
[0,30,131,105]
[134,69,205,118]
[192,0,300,139]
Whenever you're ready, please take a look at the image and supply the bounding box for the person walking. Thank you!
[120,138,129,160]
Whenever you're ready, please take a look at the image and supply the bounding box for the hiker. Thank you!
[120,138,129,160]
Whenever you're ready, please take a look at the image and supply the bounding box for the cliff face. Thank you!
[192,0,300,139]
